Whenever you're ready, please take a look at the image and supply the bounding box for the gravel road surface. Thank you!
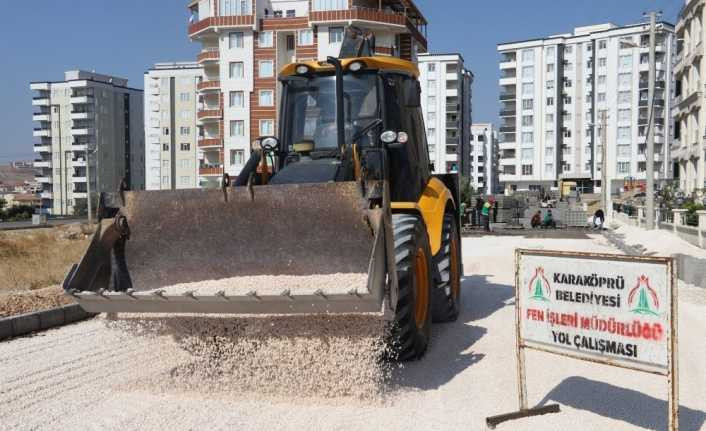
[1,233,705,430]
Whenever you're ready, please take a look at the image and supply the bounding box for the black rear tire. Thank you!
[389,214,433,361]
[432,213,462,322]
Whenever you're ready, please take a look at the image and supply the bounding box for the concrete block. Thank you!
[11,314,41,337]
[39,308,65,330]
[63,304,92,323]
[0,318,14,341]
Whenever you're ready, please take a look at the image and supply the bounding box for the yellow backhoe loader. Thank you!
[63,28,462,360]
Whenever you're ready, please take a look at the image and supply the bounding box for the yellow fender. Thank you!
[391,177,455,256]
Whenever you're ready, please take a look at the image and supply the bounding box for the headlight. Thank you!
[348,61,366,72]
[261,137,278,150]
[296,64,310,75]
[380,130,397,144]
[397,132,409,144]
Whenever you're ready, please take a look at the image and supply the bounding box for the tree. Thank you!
[0,197,6,211]
[459,175,474,206]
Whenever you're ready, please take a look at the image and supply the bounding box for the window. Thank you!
[522,66,534,79]
[180,143,190,151]
[546,46,556,57]
[427,128,436,139]
[179,93,190,102]
[427,112,436,122]
[546,63,555,73]
[298,29,313,46]
[286,9,295,17]
[229,32,244,49]
[547,80,555,90]
[617,144,631,157]
[598,57,607,67]
[163,144,169,151]
[329,27,344,44]
[229,62,244,78]
[522,132,533,143]
[427,96,436,110]
[599,40,607,50]
[163,127,170,136]
[522,83,533,95]
[563,163,572,172]
[545,147,554,157]
[619,55,633,68]
[163,176,169,185]
[259,90,274,106]
[563,78,572,88]
[312,0,347,10]
[230,149,245,166]
[563,129,572,138]
[522,164,533,175]
[564,62,573,72]
[260,119,274,135]
[564,45,573,54]
[427,63,436,72]
[546,113,554,123]
[522,115,533,127]
[259,31,273,48]
[180,111,191,120]
[547,97,554,106]
[618,91,631,104]
[522,49,534,62]
[598,75,606,86]
[563,112,572,122]
[618,109,631,122]
[230,120,244,137]
[545,131,555,142]
[598,93,606,102]
[521,148,534,160]
[563,96,572,105]
[428,79,436,89]
[618,126,631,139]
[522,99,533,110]
[259,60,274,78]
[545,163,554,174]
[586,43,593,52]
[163,160,169,168]
[617,161,630,174]
[618,73,632,87]
[180,176,190,185]
[230,91,244,108]
[180,127,190,136]
[220,0,251,15]
[181,159,191,168]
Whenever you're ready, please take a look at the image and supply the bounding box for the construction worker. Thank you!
[482,197,493,231]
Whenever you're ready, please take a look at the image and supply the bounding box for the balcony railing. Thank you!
[199,165,223,176]
[198,137,221,148]
[499,109,516,117]
[499,93,516,101]
[197,109,222,120]
[189,15,255,37]
[197,49,220,64]
[197,80,220,91]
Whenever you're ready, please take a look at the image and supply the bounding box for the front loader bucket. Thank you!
[63,182,388,316]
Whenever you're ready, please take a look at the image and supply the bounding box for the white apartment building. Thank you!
[144,62,203,190]
[418,53,473,176]
[498,22,675,194]
[187,0,428,185]
[673,0,706,194]
[470,123,499,195]
[31,71,144,216]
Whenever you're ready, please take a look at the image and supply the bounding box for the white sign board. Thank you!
[516,250,675,374]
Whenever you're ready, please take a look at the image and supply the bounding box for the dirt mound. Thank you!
[0,286,75,318]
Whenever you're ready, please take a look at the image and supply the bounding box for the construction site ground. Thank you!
[1,232,705,430]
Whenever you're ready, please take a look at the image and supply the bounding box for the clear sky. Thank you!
[0,0,683,163]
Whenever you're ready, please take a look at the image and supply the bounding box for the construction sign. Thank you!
[518,251,675,371]
[487,250,679,430]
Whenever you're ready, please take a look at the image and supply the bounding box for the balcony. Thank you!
[199,165,223,176]
[73,176,87,183]
[499,126,516,133]
[34,160,52,168]
[71,127,94,136]
[197,48,220,65]
[33,113,51,122]
[34,144,51,153]
[40,192,53,199]
[72,192,88,199]
[499,109,516,117]
[446,103,458,112]
[189,14,255,38]
[33,128,51,137]
[70,110,94,120]
[446,121,458,129]
[197,80,221,93]
[72,158,87,167]
[198,137,221,148]
[32,97,50,106]
[197,108,222,122]
[70,94,94,104]
[35,176,51,183]
[499,93,516,101]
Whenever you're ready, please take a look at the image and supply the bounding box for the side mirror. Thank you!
[403,79,421,107]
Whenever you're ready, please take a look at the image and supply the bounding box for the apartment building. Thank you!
[418,53,473,176]
[470,124,499,195]
[144,62,203,190]
[498,23,675,193]
[31,71,144,216]
[673,0,706,194]
[187,0,428,183]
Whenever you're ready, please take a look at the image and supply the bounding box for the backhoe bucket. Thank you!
[63,182,389,316]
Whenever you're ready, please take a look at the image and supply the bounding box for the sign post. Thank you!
[487,249,678,430]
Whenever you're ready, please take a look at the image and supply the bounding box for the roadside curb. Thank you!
[0,304,96,342]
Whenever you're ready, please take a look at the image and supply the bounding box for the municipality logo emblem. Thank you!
[528,267,551,301]
[628,275,660,316]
